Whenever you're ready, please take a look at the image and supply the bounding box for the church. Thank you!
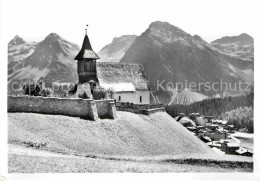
[71,26,150,105]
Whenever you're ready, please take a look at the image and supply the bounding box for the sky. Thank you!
[2,0,258,51]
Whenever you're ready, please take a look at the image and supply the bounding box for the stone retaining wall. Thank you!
[95,99,117,119]
[7,96,117,120]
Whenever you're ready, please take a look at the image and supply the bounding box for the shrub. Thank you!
[93,86,106,100]
[23,81,41,96]
[39,87,53,97]
[23,81,53,97]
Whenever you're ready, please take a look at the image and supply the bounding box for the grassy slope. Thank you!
[9,153,252,173]
[9,111,213,156]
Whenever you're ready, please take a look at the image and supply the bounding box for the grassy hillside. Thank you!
[9,150,252,173]
[8,111,213,156]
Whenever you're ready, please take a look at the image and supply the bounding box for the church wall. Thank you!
[114,90,150,105]
[136,90,150,104]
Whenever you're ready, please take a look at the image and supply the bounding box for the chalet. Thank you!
[194,117,207,127]
[199,135,212,143]
[203,116,214,122]
[205,129,228,141]
[178,117,196,127]
[221,141,240,154]
[212,120,228,128]
[72,26,150,104]
[235,147,253,157]
[207,139,240,154]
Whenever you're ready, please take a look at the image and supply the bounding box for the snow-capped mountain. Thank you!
[8,36,37,74]
[121,21,254,104]
[211,33,254,61]
[8,33,80,95]
[98,35,137,62]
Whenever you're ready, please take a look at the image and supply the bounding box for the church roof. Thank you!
[75,34,100,60]
[97,62,150,91]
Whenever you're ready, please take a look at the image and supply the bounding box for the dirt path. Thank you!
[9,144,78,158]
[231,132,254,151]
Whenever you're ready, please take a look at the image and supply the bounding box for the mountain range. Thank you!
[98,35,137,62]
[8,21,254,104]
[211,33,254,61]
[8,33,79,95]
[120,21,254,103]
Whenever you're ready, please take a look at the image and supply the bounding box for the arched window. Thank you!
[140,96,142,103]
[119,96,121,101]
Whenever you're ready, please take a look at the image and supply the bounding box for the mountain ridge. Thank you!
[8,33,80,95]
[211,33,254,61]
[121,21,254,104]
[8,25,254,104]
[98,35,137,62]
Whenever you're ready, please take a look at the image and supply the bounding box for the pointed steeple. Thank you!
[75,25,99,60]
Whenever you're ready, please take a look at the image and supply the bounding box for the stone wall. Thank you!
[116,106,165,115]
[95,99,117,119]
[7,96,116,121]
[8,96,163,120]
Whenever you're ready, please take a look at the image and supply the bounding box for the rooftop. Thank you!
[97,62,150,92]
[75,34,99,60]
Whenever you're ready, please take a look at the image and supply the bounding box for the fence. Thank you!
[115,102,165,115]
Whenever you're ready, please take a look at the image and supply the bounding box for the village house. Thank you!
[207,139,240,155]
[212,119,228,128]
[205,129,229,141]
[235,147,253,157]
[72,26,150,104]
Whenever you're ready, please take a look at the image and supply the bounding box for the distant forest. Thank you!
[166,89,254,132]
[219,106,253,133]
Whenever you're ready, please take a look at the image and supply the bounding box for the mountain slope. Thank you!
[168,88,208,105]
[8,36,37,74]
[98,35,137,62]
[121,21,254,104]
[8,33,80,95]
[211,33,254,61]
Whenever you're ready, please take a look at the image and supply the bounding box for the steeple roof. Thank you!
[75,34,100,60]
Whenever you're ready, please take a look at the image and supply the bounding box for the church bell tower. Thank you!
[73,25,100,98]
[75,25,100,85]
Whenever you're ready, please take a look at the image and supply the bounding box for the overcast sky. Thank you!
[2,0,257,51]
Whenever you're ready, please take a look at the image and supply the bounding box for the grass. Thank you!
[8,111,213,156]
[8,112,253,172]
[8,152,252,173]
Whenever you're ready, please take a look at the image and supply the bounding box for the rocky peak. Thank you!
[111,35,137,44]
[34,33,79,57]
[8,35,26,47]
[44,33,62,42]
[148,21,188,37]
[146,21,193,46]
[211,33,253,45]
